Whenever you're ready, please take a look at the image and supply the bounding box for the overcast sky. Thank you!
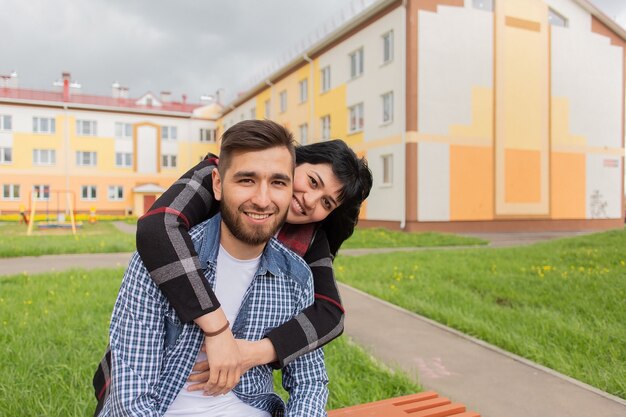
[1,0,624,104]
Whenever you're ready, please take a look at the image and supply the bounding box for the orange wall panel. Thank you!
[504,149,541,204]
[450,146,493,220]
[551,152,586,219]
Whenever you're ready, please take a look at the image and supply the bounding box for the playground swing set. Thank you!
[24,189,83,236]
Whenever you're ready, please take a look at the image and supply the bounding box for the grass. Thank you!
[343,227,487,248]
[0,269,419,416]
[335,228,626,399]
[0,222,135,258]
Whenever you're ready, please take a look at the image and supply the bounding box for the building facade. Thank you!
[220,0,625,232]
[0,73,220,217]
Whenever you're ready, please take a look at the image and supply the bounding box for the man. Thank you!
[96,120,328,416]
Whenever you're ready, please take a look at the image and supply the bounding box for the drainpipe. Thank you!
[303,54,314,142]
[400,0,407,230]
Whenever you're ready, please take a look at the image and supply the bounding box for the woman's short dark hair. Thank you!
[219,120,295,176]
[296,140,372,256]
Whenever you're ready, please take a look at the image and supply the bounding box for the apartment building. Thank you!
[0,73,220,216]
[219,0,625,232]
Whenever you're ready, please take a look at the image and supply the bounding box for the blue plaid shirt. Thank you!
[99,214,329,417]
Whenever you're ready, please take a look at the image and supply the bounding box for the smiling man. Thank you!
[96,120,328,417]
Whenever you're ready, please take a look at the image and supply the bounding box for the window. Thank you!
[321,66,331,93]
[349,48,364,79]
[0,147,12,164]
[279,90,287,113]
[382,31,394,63]
[299,79,308,103]
[382,154,393,185]
[33,149,56,165]
[2,184,20,200]
[548,8,567,27]
[250,107,256,119]
[33,117,56,134]
[76,151,97,167]
[76,120,97,136]
[382,91,394,124]
[472,0,493,11]
[200,128,217,143]
[33,184,50,201]
[115,152,132,167]
[349,103,364,133]
[161,126,178,140]
[81,185,97,200]
[115,122,133,139]
[162,154,177,168]
[299,123,308,145]
[264,99,271,119]
[0,115,11,131]
[108,185,124,201]
[321,115,331,141]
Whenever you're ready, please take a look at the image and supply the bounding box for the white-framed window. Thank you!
[264,99,271,119]
[33,184,50,201]
[76,120,97,136]
[299,79,308,103]
[279,90,288,113]
[115,122,133,139]
[76,151,97,167]
[381,154,393,186]
[81,185,97,200]
[200,128,217,143]
[382,30,394,64]
[349,48,364,79]
[382,91,394,124]
[162,154,177,168]
[2,184,20,200]
[0,115,12,131]
[0,147,12,164]
[161,126,178,140]
[321,115,331,140]
[298,123,308,145]
[321,66,331,93]
[115,152,132,167]
[349,103,364,133]
[33,117,56,134]
[33,149,56,165]
[108,185,124,201]
[472,0,494,11]
[250,107,256,119]
[548,8,567,27]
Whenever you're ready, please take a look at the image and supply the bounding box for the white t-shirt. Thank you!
[164,245,269,417]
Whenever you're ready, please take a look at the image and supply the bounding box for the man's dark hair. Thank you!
[295,140,373,256]
[218,120,295,175]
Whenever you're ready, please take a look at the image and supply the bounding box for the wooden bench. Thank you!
[328,391,480,417]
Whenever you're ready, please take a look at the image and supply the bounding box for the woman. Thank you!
[94,138,372,410]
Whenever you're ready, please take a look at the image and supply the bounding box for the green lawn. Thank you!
[0,222,135,258]
[344,227,487,248]
[0,269,419,416]
[336,228,626,399]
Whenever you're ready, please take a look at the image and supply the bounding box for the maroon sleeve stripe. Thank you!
[140,207,190,230]
[314,293,345,313]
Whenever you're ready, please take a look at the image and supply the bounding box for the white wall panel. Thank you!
[418,6,492,135]
[586,154,622,219]
[418,141,449,221]
[365,143,403,221]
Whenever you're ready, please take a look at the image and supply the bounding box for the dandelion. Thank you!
[23,300,33,305]
[543,265,552,271]
[390,284,397,290]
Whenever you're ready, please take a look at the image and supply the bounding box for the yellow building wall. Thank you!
[450,145,494,221]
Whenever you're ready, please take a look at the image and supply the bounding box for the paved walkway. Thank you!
[2,229,625,417]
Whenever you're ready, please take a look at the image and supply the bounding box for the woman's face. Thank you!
[288,163,343,224]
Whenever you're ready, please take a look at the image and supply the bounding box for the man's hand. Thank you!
[187,328,242,395]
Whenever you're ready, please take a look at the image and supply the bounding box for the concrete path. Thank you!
[2,228,624,417]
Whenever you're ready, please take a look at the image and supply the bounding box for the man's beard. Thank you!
[220,196,287,246]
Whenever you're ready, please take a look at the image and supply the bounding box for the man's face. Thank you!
[213,146,293,246]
